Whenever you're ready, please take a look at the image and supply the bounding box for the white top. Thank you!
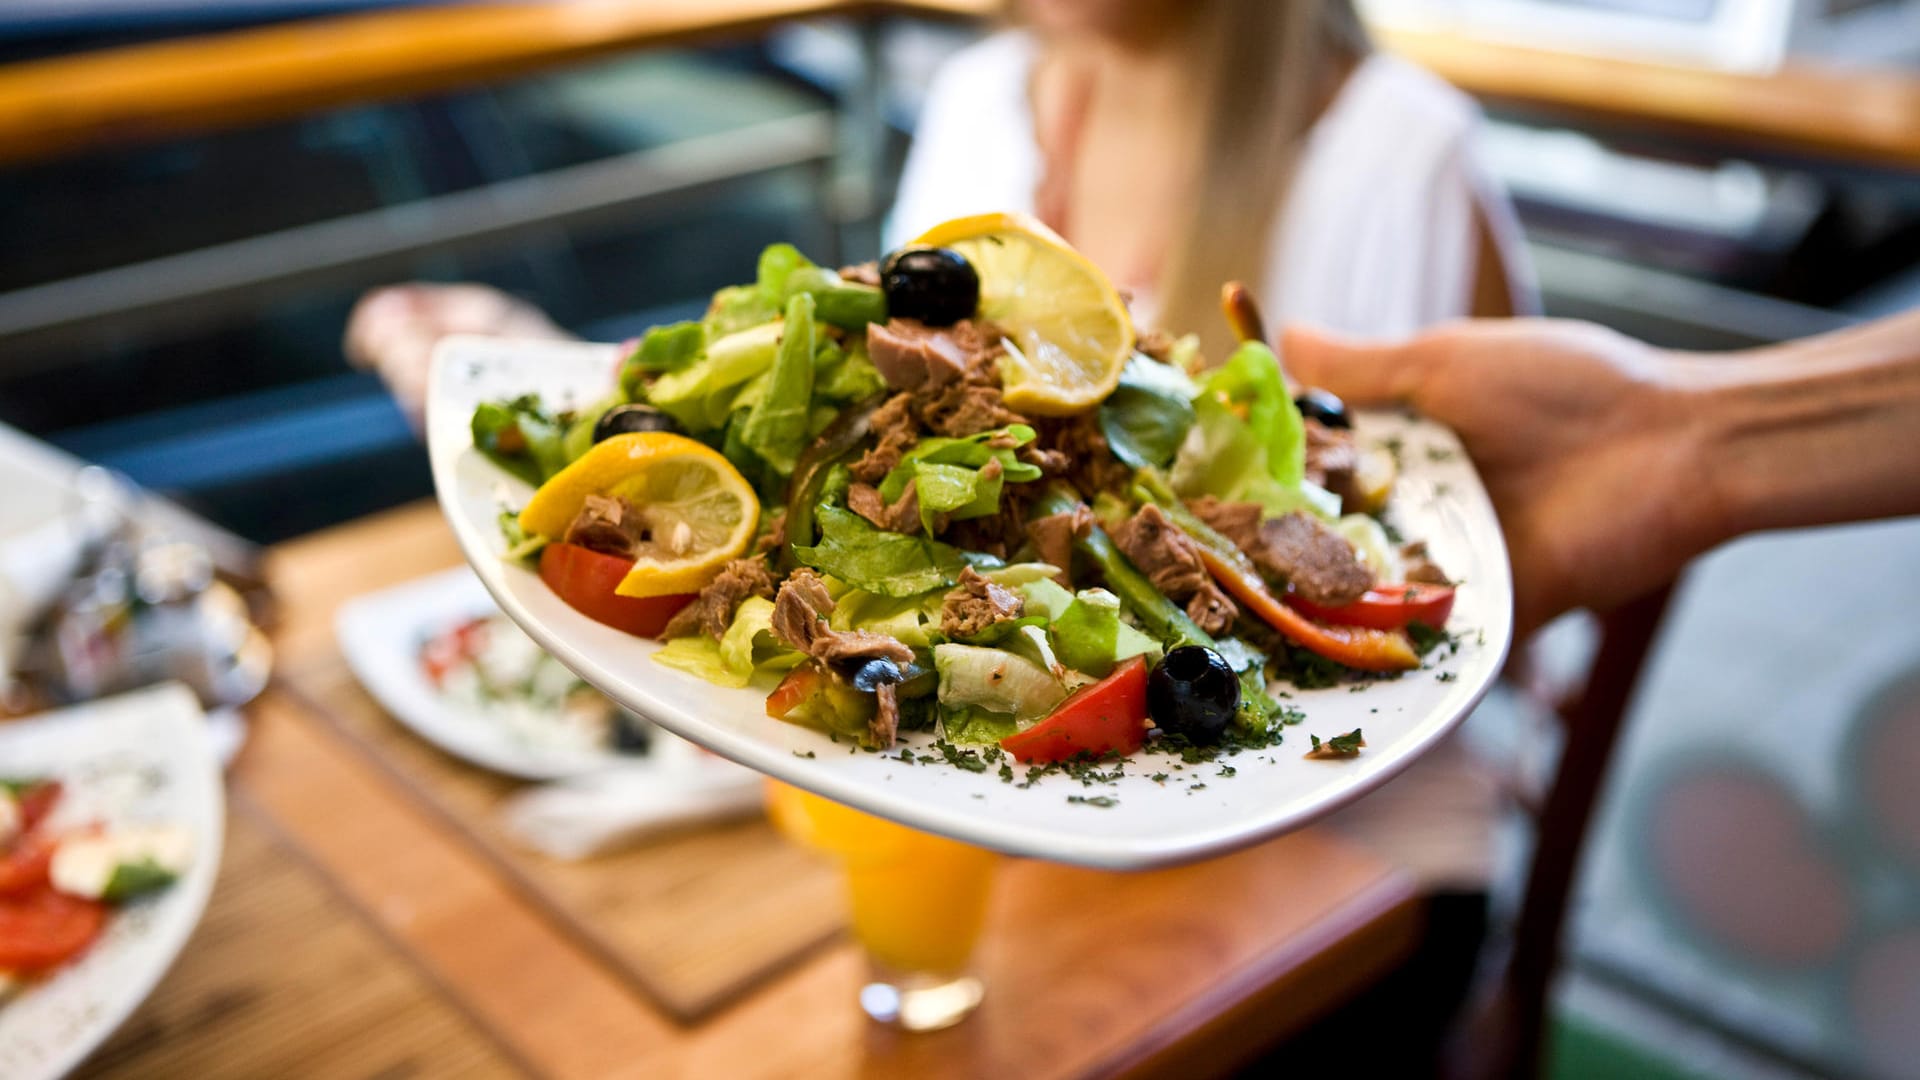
[887,31,1536,339]
[889,31,1532,888]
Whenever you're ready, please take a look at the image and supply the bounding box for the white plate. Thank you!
[427,335,1514,869]
[336,567,637,780]
[0,684,225,1080]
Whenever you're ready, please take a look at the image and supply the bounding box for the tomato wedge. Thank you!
[1286,582,1455,632]
[539,542,694,638]
[0,835,55,898]
[1193,546,1418,672]
[0,887,108,972]
[1001,656,1151,764]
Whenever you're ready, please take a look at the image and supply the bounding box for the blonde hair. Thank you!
[1155,0,1369,360]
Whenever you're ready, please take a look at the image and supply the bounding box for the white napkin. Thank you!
[501,756,765,860]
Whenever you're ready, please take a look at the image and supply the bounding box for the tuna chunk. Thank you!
[1304,418,1360,510]
[871,683,900,748]
[867,318,969,391]
[1111,504,1237,635]
[849,393,920,484]
[564,494,648,559]
[1190,497,1372,606]
[771,568,914,669]
[1024,506,1093,586]
[940,566,1024,639]
[661,556,777,640]
[847,480,923,534]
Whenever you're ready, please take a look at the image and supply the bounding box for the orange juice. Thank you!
[766,781,997,975]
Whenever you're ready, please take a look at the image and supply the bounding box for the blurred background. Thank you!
[1,1,1918,1077]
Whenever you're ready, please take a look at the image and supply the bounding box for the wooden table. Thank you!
[78,501,1419,1079]
[0,0,1917,171]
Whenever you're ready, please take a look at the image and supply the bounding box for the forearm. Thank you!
[1671,309,1920,544]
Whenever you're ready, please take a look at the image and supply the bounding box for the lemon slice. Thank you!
[912,212,1131,417]
[518,432,759,598]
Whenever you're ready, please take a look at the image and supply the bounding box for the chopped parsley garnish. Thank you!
[931,740,990,773]
[793,750,816,759]
[1066,795,1118,808]
[1407,622,1455,658]
[1306,729,1366,759]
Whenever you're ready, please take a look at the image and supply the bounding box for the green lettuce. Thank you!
[829,587,947,648]
[813,338,887,404]
[620,321,704,394]
[1017,581,1159,677]
[781,264,888,330]
[942,705,1020,746]
[737,293,816,475]
[934,643,1065,722]
[1170,341,1339,519]
[1049,588,1162,677]
[645,320,783,433]
[877,426,1044,533]
[472,395,567,486]
[793,504,968,598]
[654,596,801,688]
[1099,353,1197,471]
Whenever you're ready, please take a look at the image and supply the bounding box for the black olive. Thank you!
[845,657,905,692]
[593,403,682,443]
[1294,388,1351,430]
[1147,646,1239,745]
[879,246,979,327]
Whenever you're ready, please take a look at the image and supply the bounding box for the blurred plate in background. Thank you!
[0,683,224,1080]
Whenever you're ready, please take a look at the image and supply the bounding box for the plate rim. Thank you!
[426,334,1514,869]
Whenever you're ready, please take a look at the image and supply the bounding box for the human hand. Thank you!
[344,283,570,427]
[1285,319,1716,636]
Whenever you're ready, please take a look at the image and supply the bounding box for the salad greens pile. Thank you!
[476,231,1454,765]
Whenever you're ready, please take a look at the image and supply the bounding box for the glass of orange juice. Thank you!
[765,780,998,1031]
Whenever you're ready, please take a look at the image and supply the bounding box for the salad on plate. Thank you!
[467,212,1457,771]
[0,777,192,1002]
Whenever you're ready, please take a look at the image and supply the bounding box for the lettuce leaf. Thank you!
[655,597,800,688]
[620,321,704,394]
[737,293,816,475]
[794,504,968,598]
[934,643,1065,722]
[876,426,1044,532]
[1171,368,1340,519]
[472,395,568,486]
[645,320,783,433]
[813,338,887,404]
[1203,341,1304,487]
[756,243,811,306]
[941,705,1021,746]
[829,587,947,648]
[652,637,745,688]
[781,265,888,330]
[1049,588,1162,677]
[719,596,804,676]
[1099,353,1197,470]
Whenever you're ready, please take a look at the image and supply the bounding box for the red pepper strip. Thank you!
[1001,656,1151,764]
[1286,582,1456,633]
[1193,546,1419,672]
